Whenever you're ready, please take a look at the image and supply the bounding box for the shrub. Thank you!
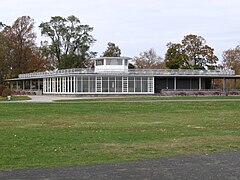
[1,88,12,97]
[194,92,205,96]
[0,85,5,96]
[176,92,187,96]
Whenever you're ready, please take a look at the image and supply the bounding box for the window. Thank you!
[116,77,122,92]
[124,59,128,66]
[76,77,82,92]
[142,78,148,92]
[128,77,134,92]
[90,77,95,92]
[96,59,104,66]
[135,77,141,92]
[106,59,122,65]
[83,77,89,92]
[109,77,115,92]
[102,77,108,92]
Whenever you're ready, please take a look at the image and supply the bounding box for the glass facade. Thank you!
[43,76,154,94]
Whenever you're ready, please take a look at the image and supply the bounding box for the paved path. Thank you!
[26,95,84,102]
[1,95,85,103]
[2,95,240,103]
[1,151,240,180]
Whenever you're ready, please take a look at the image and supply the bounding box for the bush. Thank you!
[0,85,5,96]
[1,88,12,97]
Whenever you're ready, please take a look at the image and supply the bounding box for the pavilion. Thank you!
[7,57,240,95]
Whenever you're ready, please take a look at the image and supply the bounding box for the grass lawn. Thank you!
[1,100,240,170]
[0,96,31,101]
[55,95,240,102]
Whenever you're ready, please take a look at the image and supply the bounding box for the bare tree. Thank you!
[134,48,165,69]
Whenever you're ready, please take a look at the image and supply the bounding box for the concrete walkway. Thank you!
[1,95,240,103]
[1,151,240,180]
[25,95,84,102]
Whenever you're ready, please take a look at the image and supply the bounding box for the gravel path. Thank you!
[1,151,240,180]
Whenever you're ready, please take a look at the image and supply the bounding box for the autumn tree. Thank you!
[134,48,165,69]
[222,45,240,74]
[102,42,121,57]
[165,34,218,70]
[39,15,96,69]
[0,16,53,83]
[3,16,52,77]
[0,26,7,83]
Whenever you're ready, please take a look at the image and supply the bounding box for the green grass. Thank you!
[56,95,240,102]
[1,100,240,170]
[0,96,31,101]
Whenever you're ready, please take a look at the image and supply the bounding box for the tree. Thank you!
[0,16,52,83]
[165,43,186,69]
[39,15,96,69]
[0,29,7,84]
[165,34,218,69]
[3,16,51,76]
[222,45,240,74]
[102,42,121,57]
[134,48,165,69]
[0,22,6,29]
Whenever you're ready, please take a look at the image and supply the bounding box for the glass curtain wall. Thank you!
[43,76,154,94]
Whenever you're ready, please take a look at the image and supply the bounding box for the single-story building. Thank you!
[7,57,240,95]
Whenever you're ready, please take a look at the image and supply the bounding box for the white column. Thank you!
[174,77,177,90]
[107,77,109,93]
[70,76,73,93]
[49,78,52,92]
[61,78,64,93]
[56,78,58,93]
[153,77,155,93]
[199,77,202,90]
[73,76,76,93]
[45,78,47,92]
[64,77,66,93]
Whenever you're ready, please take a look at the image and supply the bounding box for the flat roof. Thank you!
[6,69,240,81]
[91,56,131,61]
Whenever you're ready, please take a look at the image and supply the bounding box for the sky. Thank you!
[1,0,240,62]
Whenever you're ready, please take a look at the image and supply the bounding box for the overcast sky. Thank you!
[1,0,240,61]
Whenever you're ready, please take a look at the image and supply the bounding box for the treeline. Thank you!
[0,15,239,84]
